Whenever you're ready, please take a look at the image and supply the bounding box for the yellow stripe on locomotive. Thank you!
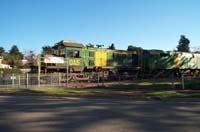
[95,50,107,67]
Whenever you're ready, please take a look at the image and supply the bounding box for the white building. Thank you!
[0,64,12,69]
[0,56,3,64]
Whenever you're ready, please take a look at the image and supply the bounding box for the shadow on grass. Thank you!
[105,79,200,91]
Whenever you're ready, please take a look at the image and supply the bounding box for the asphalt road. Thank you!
[0,95,200,132]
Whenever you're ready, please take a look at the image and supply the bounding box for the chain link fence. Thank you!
[0,72,199,89]
[0,73,67,89]
[0,72,110,89]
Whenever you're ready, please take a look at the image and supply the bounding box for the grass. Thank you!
[184,79,200,89]
[40,88,93,95]
[0,88,94,96]
[107,79,200,90]
[144,91,200,99]
[146,91,185,98]
[0,88,199,100]
[0,79,199,99]
[107,81,181,90]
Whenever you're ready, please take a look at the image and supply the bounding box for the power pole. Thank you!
[37,54,41,87]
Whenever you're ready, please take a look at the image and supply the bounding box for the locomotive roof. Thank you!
[53,40,84,48]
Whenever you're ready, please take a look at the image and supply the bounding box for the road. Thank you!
[0,95,200,132]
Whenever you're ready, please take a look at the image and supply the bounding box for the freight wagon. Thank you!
[139,50,200,78]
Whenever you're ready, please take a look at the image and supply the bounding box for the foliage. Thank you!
[11,68,22,74]
[7,53,22,68]
[6,45,23,68]
[0,45,38,73]
[9,45,23,56]
[0,47,5,55]
[0,68,22,76]
[23,50,37,68]
[42,45,53,55]
[177,35,190,52]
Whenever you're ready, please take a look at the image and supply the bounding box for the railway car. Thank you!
[139,50,200,78]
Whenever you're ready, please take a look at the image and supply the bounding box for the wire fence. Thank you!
[180,74,200,90]
[0,73,66,89]
[0,72,109,89]
[0,73,199,89]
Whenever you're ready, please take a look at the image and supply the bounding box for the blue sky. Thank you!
[0,0,200,54]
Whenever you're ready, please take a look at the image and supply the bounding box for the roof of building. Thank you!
[53,40,84,48]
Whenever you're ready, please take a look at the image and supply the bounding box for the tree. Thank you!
[108,43,115,50]
[0,47,5,55]
[177,35,190,52]
[42,45,53,54]
[9,45,22,56]
[8,45,23,68]
[23,50,36,68]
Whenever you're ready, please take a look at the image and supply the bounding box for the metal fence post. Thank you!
[102,71,104,86]
[97,71,99,87]
[171,73,175,89]
[12,74,14,88]
[18,75,20,88]
[182,74,185,90]
[26,73,29,88]
[38,73,40,88]
[38,54,41,88]
[50,73,52,85]
[58,73,61,86]
[66,58,69,88]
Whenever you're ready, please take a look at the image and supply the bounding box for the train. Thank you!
[40,40,200,80]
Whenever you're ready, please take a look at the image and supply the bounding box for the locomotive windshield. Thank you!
[67,50,80,58]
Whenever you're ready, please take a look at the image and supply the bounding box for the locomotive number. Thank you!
[69,59,80,66]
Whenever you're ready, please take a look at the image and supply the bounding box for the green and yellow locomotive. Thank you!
[41,40,138,79]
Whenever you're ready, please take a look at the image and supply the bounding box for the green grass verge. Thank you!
[40,88,93,95]
[145,91,200,98]
[0,88,199,99]
[146,91,187,98]
[0,88,94,96]
[146,91,185,98]
[108,79,200,90]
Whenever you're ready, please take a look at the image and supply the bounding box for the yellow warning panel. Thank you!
[173,54,181,68]
[95,51,107,66]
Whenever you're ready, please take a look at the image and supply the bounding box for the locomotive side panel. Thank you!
[95,50,107,67]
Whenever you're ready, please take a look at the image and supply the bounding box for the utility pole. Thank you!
[66,57,69,88]
[37,54,41,87]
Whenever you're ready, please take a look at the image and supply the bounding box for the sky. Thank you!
[0,0,200,54]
